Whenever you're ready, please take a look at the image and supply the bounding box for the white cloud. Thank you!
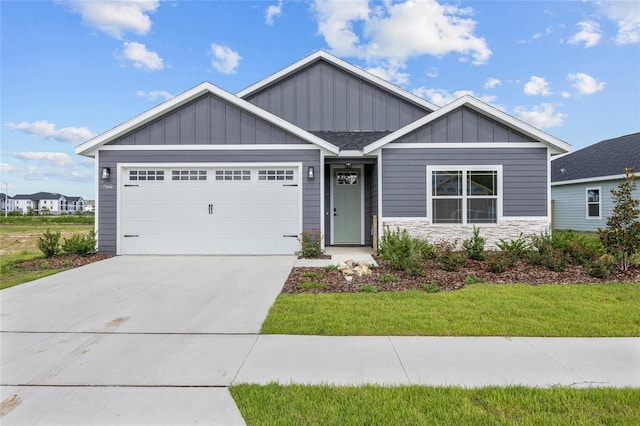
[412,88,496,107]
[524,76,552,96]
[567,72,606,95]
[425,67,439,78]
[13,152,74,167]
[515,103,566,129]
[65,0,159,39]
[122,41,164,71]
[532,26,553,40]
[1,163,16,174]
[210,43,242,75]
[4,120,95,143]
[569,21,602,48]
[265,0,283,25]
[312,0,492,85]
[484,78,501,89]
[136,89,174,101]
[597,1,640,44]
[366,61,410,85]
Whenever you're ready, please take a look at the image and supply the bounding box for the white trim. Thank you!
[116,162,303,255]
[502,216,550,222]
[551,174,629,186]
[330,164,365,245]
[585,186,602,220]
[336,149,366,157]
[94,151,100,242]
[547,148,552,222]
[97,144,323,152]
[76,82,339,157]
[319,150,325,251]
[364,95,570,155]
[426,165,503,226]
[237,50,439,112]
[376,150,383,248]
[382,142,545,150]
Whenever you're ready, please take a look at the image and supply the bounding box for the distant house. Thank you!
[551,133,640,232]
[65,196,85,213]
[13,192,67,214]
[1,193,15,213]
[84,200,95,212]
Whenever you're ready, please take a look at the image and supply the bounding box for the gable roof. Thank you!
[13,192,65,201]
[237,50,439,112]
[551,132,640,183]
[363,95,571,155]
[75,82,340,156]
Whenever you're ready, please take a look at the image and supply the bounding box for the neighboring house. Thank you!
[1,193,15,213]
[84,200,95,212]
[65,196,85,213]
[13,192,67,214]
[76,50,570,255]
[551,133,640,232]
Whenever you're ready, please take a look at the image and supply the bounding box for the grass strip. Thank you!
[230,384,640,426]
[261,284,640,336]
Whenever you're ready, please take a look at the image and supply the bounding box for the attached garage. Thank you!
[119,164,301,255]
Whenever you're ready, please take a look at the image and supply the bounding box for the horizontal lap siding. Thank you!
[98,149,321,254]
[382,148,548,217]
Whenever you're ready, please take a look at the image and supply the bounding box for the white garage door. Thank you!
[120,166,301,255]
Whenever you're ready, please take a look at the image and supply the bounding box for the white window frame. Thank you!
[586,186,601,220]
[427,165,503,225]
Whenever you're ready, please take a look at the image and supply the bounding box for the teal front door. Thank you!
[333,168,362,244]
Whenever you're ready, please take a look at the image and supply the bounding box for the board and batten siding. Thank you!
[552,180,640,232]
[97,149,321,254]
[396,107,535,143]
[381,147,548,217]
[244,60,429,132]
[108,94,307,146]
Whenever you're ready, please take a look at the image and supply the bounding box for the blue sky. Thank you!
[1,0,639,199]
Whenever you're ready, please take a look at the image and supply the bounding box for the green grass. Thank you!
[231,384,640,425]
[0,215,93,225]
[261,284,640,336]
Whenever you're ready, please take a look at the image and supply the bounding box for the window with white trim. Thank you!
[429,167,500,224]
[172,170,207,181]
[258,169,294,181]
[214,170,250,181]
[586,187,601,219]
[129,170,164,181]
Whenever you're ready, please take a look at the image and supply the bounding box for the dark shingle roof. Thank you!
[13,192,65,200]
[551,132,640,182]
[309,131,392,150]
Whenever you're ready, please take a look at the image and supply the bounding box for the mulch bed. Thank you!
[17,253,112,271]
[284,257,640,293]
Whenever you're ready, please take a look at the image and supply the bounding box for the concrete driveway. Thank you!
[1,255,295,425]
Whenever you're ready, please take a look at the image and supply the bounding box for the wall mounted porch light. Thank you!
[101,167,111,180]
[307,166,315,180]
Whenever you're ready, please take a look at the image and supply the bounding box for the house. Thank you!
[76,51,569,255]
[84,200,95,212]
[65,196,85,213]
[1,193,15,213]
[13,192,67,214]
[551,133,640,232]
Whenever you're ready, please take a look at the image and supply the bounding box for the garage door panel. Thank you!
[120,166,301,255]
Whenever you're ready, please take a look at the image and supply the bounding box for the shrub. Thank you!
[37,229,61,258]
[436,240,466,272]
[528,232,568,272]
[379,273,398,283]
[297,229,323,258]
[421,280,440,293]
[303,271,323,280]
[543,248,568,272]
[461,226,485,261]
[358,284,380,293]
[378,227,426,275]
[588,255,615,279]
[496,233,530,258]
[553,230,604,267]
[598,168,640,271]
[61,230,96,257]
[486,251,515,274]
[324,264,339,271]
[464,275,487,285]
[299,280,327,291]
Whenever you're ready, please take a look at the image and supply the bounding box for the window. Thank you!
[586,187,601,219]
[258,169,294,181]
[215,170,250,181]
[336,171,358,185]
[130,170,164,181]
[429,167,500,224]
[172,170,207,181]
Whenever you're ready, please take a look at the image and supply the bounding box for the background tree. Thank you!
[598,168,640,271]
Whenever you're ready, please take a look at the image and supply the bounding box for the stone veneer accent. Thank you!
[381,219,550,250]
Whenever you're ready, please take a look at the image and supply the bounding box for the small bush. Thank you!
[324,264,339,271]
[358,284,380,293]
[529,232,568,272]
[299,280,327,291]
[486,251,516,274]
[37,229,61,258]
[553,230,604,267]
[588,255,615,279]
[421,280,440,293]
[303,271,323,280]
[436,241,466,272]
[61,230,96,257]
[378,227,426,275]
[379,273,398,283]
[297,229,323,258]
[543,248,568,272]
[464,275,487,285]
[496,233,530,258]
[461,226,485,261]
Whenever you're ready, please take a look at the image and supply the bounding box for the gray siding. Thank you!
[245,60,429,132]
[397,107,535,143]
[552,180,639,232]
[109,94,307,146]
[382,147,548,217]
[98,149,321,254]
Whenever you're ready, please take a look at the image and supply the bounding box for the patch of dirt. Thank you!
[17,253,112,271]
[283,257,640,293]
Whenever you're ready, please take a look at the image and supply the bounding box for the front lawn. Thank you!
[261,283,640,336]
[230,384,640,425]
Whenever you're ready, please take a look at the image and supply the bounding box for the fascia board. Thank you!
[236,50,439,112]
[363,95,571,155]
[551,174,629,186]
[75,82,339,156]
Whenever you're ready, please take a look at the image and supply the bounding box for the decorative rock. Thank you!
[339,259,372,279]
